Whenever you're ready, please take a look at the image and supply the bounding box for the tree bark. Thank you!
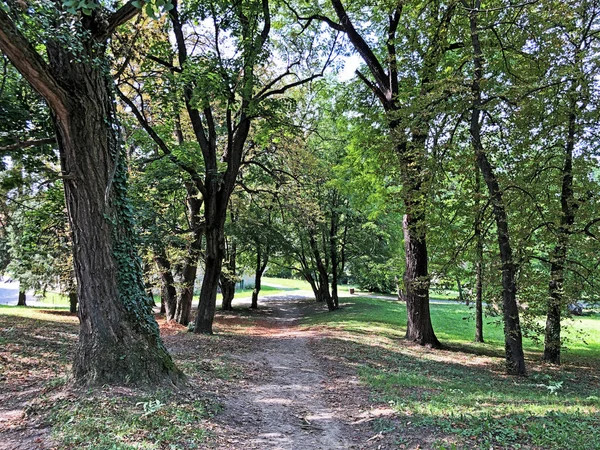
[69,291,78,314]
[543,99,576,365]
[467,1,524,374]
[154,250,177,321]
[0,9,183,385]
[175,188,203,325]
[220,279,235,311]
[330,200,340,309]
[456,277,466,305]
[403,214,439,346]
[195,221,225,333]
[220,241,237,311]
[251,242,268,309]
[310,233,335,311]
[474,167,484,343]
[328,0,450,346]
[17,290,26,306]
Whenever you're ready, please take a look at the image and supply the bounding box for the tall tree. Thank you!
[122,0,333,333]
[539,0,600,364]
[463,0,525,374]
[0,2,182,385]
[296,0,462,345]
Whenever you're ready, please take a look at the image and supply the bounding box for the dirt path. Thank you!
[212,294,373,449]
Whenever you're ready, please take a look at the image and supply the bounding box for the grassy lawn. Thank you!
[303,296,600,449]
[30,278,354,309]
[35,292,70,307]
[262,276,357,293]
[261,276,311,290]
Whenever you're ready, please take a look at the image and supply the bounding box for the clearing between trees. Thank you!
[1,291,599,449]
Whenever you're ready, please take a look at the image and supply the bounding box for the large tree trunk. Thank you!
[543,102,576,365]
[468,3,525,374]
[403,214,439,346]
[0,18,183,384]
[154,250,177,321]
[393,95,438,347]
[57,68,181,384]
[194,204,226,333]
[329,0,452,349]
[17,290,26,306]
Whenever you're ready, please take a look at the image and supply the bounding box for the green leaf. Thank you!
[145,2,157,19]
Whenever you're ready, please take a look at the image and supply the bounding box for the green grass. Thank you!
[262,276,311,290]
[262,276,357,293]
[43,393,215,450]
[303,296,600,449]
[36,291,70,306]
[216,284,289,301]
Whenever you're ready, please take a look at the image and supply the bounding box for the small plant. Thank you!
[137,399,163,416]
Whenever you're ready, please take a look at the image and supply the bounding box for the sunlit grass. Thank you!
[302,296,600,449]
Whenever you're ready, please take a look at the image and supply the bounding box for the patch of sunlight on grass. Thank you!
[301,295,600,449]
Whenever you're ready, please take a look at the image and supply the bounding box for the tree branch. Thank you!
[146,54,183,73]
[104,0,141,37]
[355,69,387,105]
[330,0,390,98]
[116,85,207,196]
[281,0,345,32]
[0,9,69,120]
[0,137,56,153]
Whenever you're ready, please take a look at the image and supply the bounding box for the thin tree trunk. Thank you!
[456,277,466,304]
[69,291,78,314]
[543,99,577,365]
[17,290,26,306]
[154,250,177,321]
[475,168,484,343]
[142,263,155,307]
[310,233,335,311]
[220,241,237,311]
[175,189,203,325]
[467,1,524,374]
[304,271,321,302]
[330,201,340,309]
[251,243,268,309]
